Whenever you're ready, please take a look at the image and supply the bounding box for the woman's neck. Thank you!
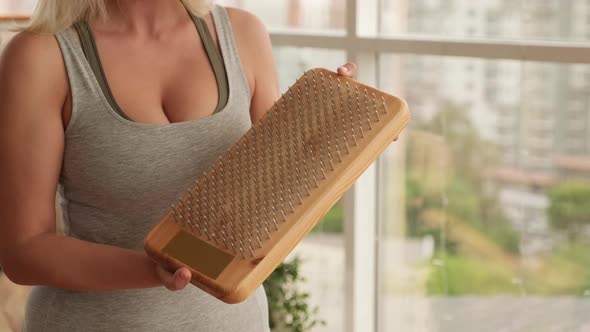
[101,0,189,36]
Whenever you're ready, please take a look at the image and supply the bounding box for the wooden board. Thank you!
[144,68,410,303]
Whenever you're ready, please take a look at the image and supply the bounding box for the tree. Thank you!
[405,104,519,254]
[417,103,501,181]
[548,181,590,242]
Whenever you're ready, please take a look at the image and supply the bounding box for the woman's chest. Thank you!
[60,110,251,213]
[95,34,221,124]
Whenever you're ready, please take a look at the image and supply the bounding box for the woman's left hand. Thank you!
[337,63,399,142]
[337,63,358,79]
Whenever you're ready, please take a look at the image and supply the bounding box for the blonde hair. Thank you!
[27,0,212,33]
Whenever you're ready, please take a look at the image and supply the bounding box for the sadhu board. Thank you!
[145,68,410,303]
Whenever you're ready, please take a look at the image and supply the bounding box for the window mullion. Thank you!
[344,0,380,331]
[269,33,590,64]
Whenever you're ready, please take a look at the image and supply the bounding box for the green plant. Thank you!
[312,204,343,233]
[548,181,590,241]
[426,254,518,295]
[263,256,326,332]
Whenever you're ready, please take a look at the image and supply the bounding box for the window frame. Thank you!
[3,1,590,330]
[267,1,590,332]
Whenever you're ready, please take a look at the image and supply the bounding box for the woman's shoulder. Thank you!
[1,31,66,85]
[2,30,62,68]
[0,31,68,116]
[218,5,279,119]
[221,6,270,42]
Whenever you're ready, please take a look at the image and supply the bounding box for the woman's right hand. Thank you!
[155,265,192,291]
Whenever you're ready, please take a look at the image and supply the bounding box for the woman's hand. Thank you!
[155,264,192,291]
[337,63,358,79]
[337,63,399,142]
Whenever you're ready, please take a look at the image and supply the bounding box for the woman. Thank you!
[0,0,357,331]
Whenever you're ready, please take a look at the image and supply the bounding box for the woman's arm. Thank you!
[225,8,280,123]
[0,32,189,292]
[226,9,366,124]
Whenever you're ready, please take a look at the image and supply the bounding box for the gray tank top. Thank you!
[23,5,270,332]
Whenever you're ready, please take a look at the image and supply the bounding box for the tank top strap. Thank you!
[54,27,106,113]
[211,5,252,101]
[72,21,134,121]
[189,12,229,114]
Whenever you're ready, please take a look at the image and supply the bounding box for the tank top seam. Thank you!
[58,183,72,237]
[57,28,129,134]
[40,289,57,332]
[73,21,133,122]
[190,13,229,114]
[53,31,86,136]
[212,5,252,102]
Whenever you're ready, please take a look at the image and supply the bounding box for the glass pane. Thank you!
[274,47,347,332]
[381,0,590,42]
[378,54,590,331]
[217,0,346,32]
[0,0,35,51]
[0,0,36,16]
[288,203,345,332]
[274,47,347,90]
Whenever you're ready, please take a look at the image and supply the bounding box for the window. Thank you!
[380,0,590,42]
[273,46,348,331]
[218,0,346,32]
[377,64,590,331]
[273,47,346,90]
[3,1,590,332]
[0,1,33,51]
[0,0,35,16]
